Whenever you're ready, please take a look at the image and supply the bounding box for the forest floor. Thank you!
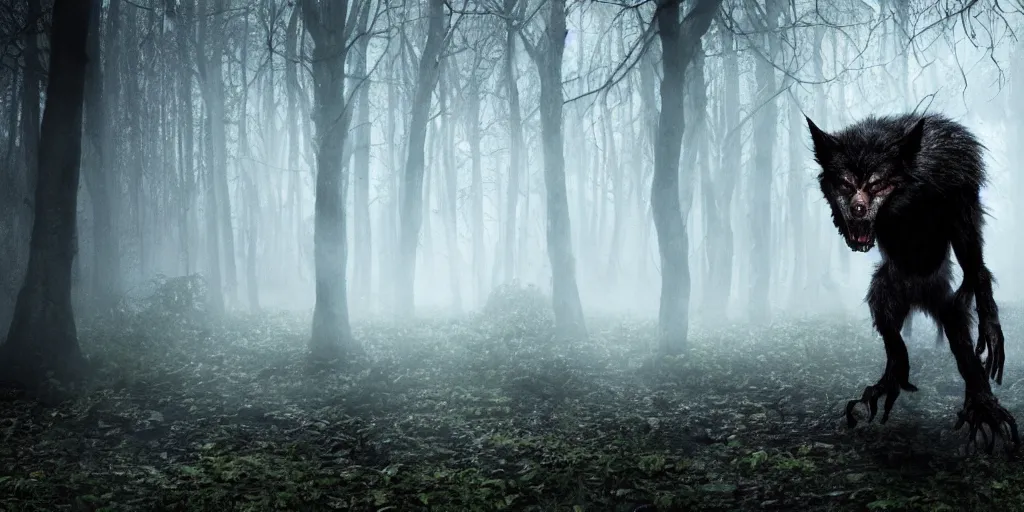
[3,282,1024,512]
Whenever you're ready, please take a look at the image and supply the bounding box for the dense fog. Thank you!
[3,0,1022,328]
[2,1,1024,510]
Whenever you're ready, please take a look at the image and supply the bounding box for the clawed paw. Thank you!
[845,375,917,428]
[955,391,1020,454]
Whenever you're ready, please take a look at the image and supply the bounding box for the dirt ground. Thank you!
[2,287,1024,511]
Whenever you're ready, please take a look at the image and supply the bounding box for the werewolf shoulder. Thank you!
[835,113,987,194]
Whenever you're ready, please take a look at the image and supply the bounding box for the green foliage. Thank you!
[480,281,553,340]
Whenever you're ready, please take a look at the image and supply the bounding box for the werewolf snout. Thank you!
[850,192,869,218]
[837,186,890,252]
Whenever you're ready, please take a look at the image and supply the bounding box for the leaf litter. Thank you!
[1,282,1024,511]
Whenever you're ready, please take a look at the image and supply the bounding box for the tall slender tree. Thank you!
[502,0,525,284]
[701,14,739,319]
[238,8,260,312]
[301,0,367,361]
[83,0,123,312]
[748,0,780,323]
[351,0,373,312]
[176,0,196,275]
[521,0,587,339]
[650,0,722,354]
[0,0,94,385]
[464,43,487,305]
[196,0,228,314]
[396,0,447,317]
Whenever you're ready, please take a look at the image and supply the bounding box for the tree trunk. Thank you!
[421,128,434,272]
[21,0,41,215]
[396,0,446,317]
[0,0,93,385]
[440,69,463,313]
[637,49,657,283]
[681,39,706,227]
[748,0,778,323]
[526,0,587,339]
[197,0,226,314]
[239,9,260,312]
[0,74,21,328]
[82,0,122,312]
[516,150,529,282]
[123,16,145,281]
[681,37,707,305]
[284,4,302,284]
[177,0,196,275]
[831,29,850,278]
[702,17,739,318]
[777,5,803,308]
[605,98,624,283]
[2,71,17,171]
[466,69,485,305]
[810,24,833,305]
[503,0,524,284]
[301,0,362,361]
[651,0,721,355]
[9,0,44,308]
[787,88,806,307]
[384,40,401,307]
[214,30,237,310]
[351,0,372,312]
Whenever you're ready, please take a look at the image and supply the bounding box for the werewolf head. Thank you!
[806,116,925,253]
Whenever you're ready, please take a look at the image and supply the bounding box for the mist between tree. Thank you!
[2,0,1023,370]
[2,0,1024,508]
[7,1,1019,327]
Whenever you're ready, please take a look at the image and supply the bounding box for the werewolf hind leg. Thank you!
[846,263,916,427]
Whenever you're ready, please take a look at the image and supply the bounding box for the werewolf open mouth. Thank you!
[846,220,875,252]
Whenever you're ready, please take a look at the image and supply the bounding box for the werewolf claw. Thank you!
[954,391,1019,454]
[846,377,917,428]
[977,321,1005,385]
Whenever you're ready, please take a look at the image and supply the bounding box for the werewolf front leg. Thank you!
[951,208,1005,384]
[939,208,1018,451]
[846,262,917,427]
[930,289,1019,451]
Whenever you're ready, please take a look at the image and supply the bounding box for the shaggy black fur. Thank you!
[807,112,1019,452]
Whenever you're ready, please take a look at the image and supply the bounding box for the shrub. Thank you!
[116,273,209,332]
[480,281,553,340]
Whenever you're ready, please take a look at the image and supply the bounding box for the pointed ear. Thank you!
[894,118,926,159]
[806,116,838,158]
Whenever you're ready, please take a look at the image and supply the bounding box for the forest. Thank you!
[2,0,1024,510]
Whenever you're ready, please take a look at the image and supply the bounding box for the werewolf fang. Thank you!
[807,113,1019,452]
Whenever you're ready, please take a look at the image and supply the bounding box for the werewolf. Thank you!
[806,113,1019,451]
